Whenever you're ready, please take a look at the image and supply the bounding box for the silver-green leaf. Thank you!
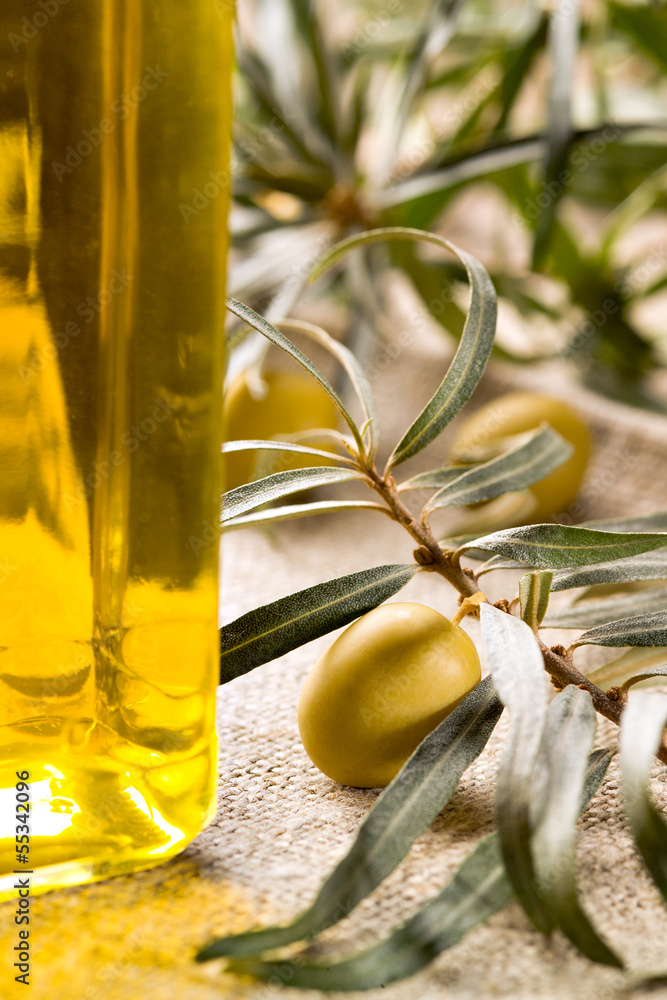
[532,687,623,967]
[223,439,353,465]
[480,603,553,933]
[197,676,503,960]
[219,564,418,682]
[620,691,667,903]
[226,298,366,451]
[461,524,667,570]
[276,318,381,461]
[543,586,667,629]
[310,227,497,471]
[425,426,572,511]
[573,610,667,649]
[221,467,365,523]
[227,835,512,992]
[551,550,667,592]
[519,570,553,629]
[222,498,390,532]
[621,666,667,693]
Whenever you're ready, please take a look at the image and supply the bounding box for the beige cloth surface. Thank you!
[2,325,667,1000]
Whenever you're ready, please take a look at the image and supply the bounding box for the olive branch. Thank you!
[201,227,667,988]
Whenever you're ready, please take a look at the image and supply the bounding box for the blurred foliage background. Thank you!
[227,0,667,412]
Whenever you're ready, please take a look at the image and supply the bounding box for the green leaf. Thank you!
[223,439,353,465]
[398,466,470,492]
[610,1,667,73]
[621,666,667,693]
[221,467,365,523]
[219,564,418,682]
[276,318,381,461]
[583,513,667,533]
[215,746,613,989]
[581,748,615,811]
[551,550,667,592]
[532,688,623,967]
[573,611,667,649]
[586,647,667,690]
[196,676,503,960]
[228,834,512,991]
[620,692,667,903]
[532,0,581,268]
[222,498,390,532]
[543,587,667,629]
[480,603,553,933]
[460,524,667,570]
[519,570,553,629]
[226,298,366,452]
[426,427,572,511]
[376,124,642,216]
[310,227,497,470]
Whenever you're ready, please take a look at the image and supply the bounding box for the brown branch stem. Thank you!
[364,462,667,765]
[365,469,479,598]
[538,639,667,766]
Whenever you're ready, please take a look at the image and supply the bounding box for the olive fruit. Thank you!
[223,367,340,491]
[297,602,481,788]
[449,391,590,522]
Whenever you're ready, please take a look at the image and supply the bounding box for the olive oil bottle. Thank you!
[0,1,232,896]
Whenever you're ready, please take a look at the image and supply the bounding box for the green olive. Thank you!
[298,602,481,788]
[449,391,591,522]
[223,367,340,491]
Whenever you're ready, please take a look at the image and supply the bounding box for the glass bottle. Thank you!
[0,0,232,896]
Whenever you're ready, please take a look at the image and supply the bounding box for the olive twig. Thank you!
[363,468,480,598]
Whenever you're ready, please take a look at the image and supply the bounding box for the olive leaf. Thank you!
[460,524,667,570]
[228,835,512,992]
[276,318,381,461]
[543,586,667,629]
[586,646,667,690]
[222,748,614,991]
[621,666,667,693]
[423,426,572,512]
[583,513,667,533]
[573,610,667,649]
[219,564,418,682]
[531,687,623,968]
[620,691,667,903]
[223,439,355,466]
[551,550,667,592]
[531,0,580,268]
[479,603,553,933]
[398,466,470,492]
[197,676,503,960]
[226,298,366,453]
[310,227,497,471]
[222,499,390,532]
[221,467,366,523]
[519,570,553,630]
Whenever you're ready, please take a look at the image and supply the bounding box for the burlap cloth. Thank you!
[2,317,667,1000]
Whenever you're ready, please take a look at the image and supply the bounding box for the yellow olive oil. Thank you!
[0,1,232,896]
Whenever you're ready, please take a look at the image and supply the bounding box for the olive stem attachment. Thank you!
[361,458,667,764]
[452,592,487,627]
